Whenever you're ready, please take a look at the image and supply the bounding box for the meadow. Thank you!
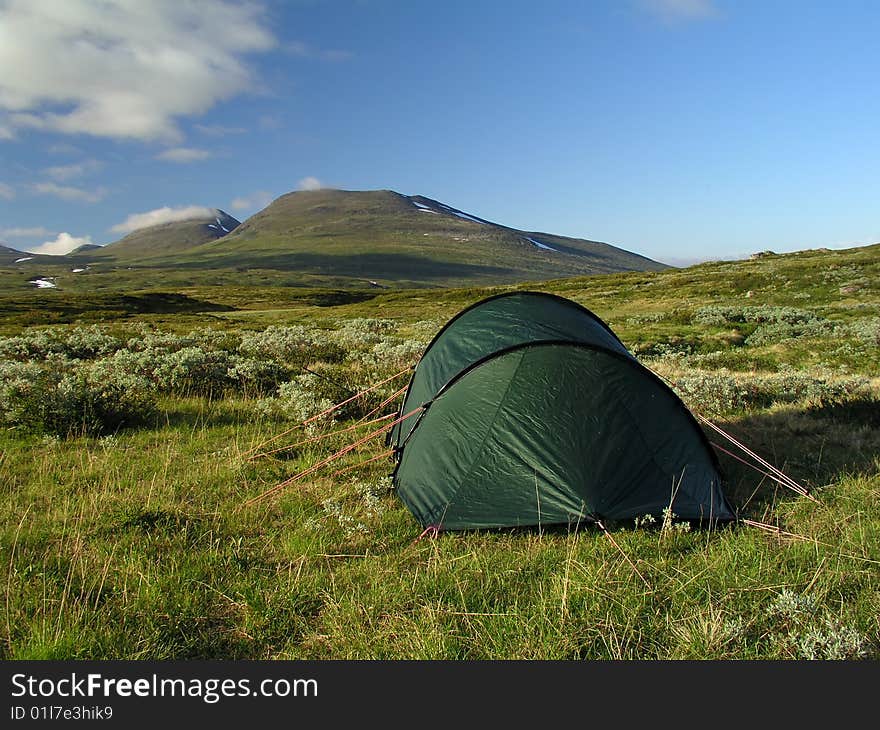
[1,244,878,659]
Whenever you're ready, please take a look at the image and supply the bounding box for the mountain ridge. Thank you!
[53,189,667,288]
[168,189,666,287]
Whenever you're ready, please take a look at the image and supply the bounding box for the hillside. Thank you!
[191,189,666,286]
[0,245,23,265]
[68,190,666,288]
[76,209,240,264]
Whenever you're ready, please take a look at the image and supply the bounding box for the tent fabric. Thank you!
[389,291,630,448]
[391,292,735,531]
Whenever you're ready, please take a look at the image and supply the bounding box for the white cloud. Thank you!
[297,176,323,191]
[155,147,212,163]
[110,205,217,234]
[31,181,106,203]
[0,226,53,237]
[27,231,94,256]
[0,182,14,199]
[44,159,100,181]
[0,124,13,139]
[230,190,274,212]
[641,0,718,21]
[0,0,276,143]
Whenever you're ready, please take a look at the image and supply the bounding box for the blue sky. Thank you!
[0,0,878,264]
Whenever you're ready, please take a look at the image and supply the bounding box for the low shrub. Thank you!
[673,370,870,415]
[238,325,346,366]
[0,326,122,361]
[694,305,824,326]
[0,358,156,437]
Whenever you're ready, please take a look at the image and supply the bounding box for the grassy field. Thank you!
[1,244,878,659]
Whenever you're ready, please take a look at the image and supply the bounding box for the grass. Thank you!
[1,242,878,659]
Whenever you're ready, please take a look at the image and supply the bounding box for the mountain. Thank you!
[67,243,103,255]
[76,209,240,263]
[180,190,665,286]
[0,244,30,265]
[67,190,666,287]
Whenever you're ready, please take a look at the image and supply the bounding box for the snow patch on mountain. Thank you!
[437,203,488,225]
[524,236,559,252]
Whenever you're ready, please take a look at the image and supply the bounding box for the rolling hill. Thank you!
[70,190,667,288]
[74,209,240,264]
[0,245,31,266]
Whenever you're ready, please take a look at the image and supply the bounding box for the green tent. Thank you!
[390,291,735,530]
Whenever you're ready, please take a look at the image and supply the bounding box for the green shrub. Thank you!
[150,347,236,397]
[0,330,65,361]
[848,317,880,347]
[259,374,335,424]
[61,326,123,359]
[694,305,825,327]
[745,320,834,346]
[673,370,870,415]
[238,325,346,366]
[227,358,289,397]
[766,589,868,660]
[0,358,156,437]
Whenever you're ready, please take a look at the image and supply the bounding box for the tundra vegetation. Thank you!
[1,244,878,659]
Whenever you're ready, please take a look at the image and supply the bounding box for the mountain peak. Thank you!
[78,209,242,262]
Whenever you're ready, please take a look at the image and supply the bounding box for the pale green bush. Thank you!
[0,330,65,361]
[238,325,346,366]
[767,589,868,660]
[258,375,335,424]
[848,317,880,347]
[61,326,122,359]
[673,371,870,415]
[694,305,825,327]
[745,320,834,346]
[150,347,236,397]
[0,358,156,437]
[226,358,289,397]
[333,318,397,347]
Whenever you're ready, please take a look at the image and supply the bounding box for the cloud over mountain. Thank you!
[110,205,218,234]
[28,231,94,256]
[297,176,323,191]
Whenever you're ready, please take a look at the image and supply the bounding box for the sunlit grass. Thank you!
[1,243,878,659]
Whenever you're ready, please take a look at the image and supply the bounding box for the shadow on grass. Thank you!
[706,397,880,516]
[165,251,524,282]
[0,291,234,326]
